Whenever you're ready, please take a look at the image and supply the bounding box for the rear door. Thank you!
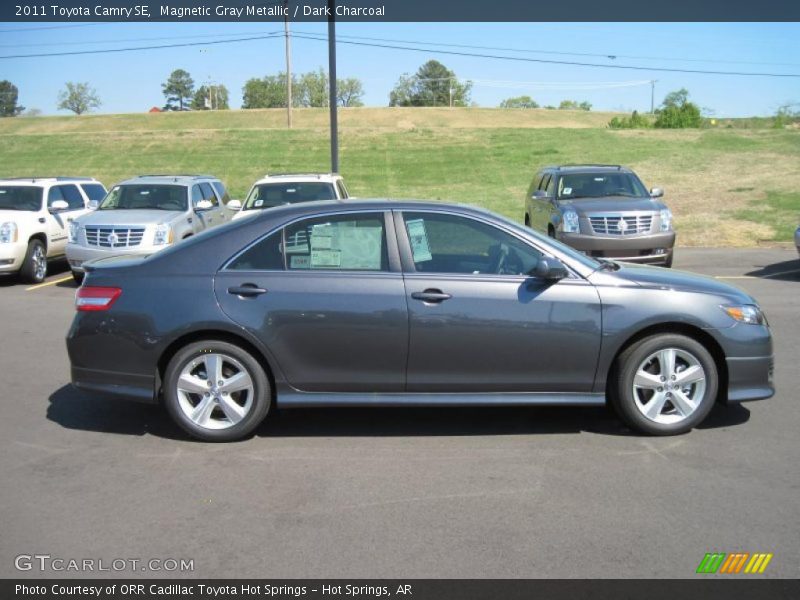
[397,209,602,392]
[214,210,409,392]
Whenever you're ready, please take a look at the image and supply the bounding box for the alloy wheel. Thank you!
[632,347,707,425]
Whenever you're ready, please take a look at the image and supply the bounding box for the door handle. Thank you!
[411,289,452,303]
[228,284,268,297]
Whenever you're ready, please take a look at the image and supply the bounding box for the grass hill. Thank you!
[1,107,798,247]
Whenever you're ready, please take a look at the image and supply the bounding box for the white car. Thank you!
[231,173,350,220]
[0,177,106,283]
[67,174,233,283]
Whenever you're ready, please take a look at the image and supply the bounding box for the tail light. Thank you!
[75,286,122,312]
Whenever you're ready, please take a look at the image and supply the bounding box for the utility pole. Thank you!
[284,0,292,129]
[328,0,339,172]
[650,80,657,114]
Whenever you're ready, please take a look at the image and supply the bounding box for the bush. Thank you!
[608,110,650,129]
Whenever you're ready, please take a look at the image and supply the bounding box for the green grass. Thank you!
[0,108,798,246]
[734,191,800,241]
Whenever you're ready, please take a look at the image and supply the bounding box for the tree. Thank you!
[191,85,230,110]
[242,73,301,109]
[389,60,471,107]
[499,95,539,109]
[337,78,364,107]
[298,68,329,107]
[57,82,101,115]
[162,69,195,111]
[654,88,703,128]
[558,100,579,110]
[0,80,24,117]
[579,101,592,111]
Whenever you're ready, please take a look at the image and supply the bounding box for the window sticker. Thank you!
[311,233,332,249]
[336,226,382,269]
[290,255,310,269]
[254,199,263,207]
[284,230,309,254]
[311,249,342,268]
[406,218,433,263]
[563,187,573,195]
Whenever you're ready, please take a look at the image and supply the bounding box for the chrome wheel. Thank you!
[176,352,254,430]
[32,245,46,281]
[632,347,707,425]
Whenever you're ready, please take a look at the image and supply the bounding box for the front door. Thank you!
[398,210,602,393]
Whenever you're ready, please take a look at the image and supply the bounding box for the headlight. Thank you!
[722,304,767,326]
[68,221,80,243]
[561,209,579,233]
[153,224,174,246]
[660,208,673,232]
[0,222,17,244]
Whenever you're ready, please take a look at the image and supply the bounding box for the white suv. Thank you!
[231,173,350,220]
[0,177,106,283]
[67,174,234,283]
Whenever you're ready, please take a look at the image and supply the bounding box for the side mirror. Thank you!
[650,187,664,198]
[532,190,548,200]
[49,200,69,212]
[532,257,568,281]
[226,199,242,211]
[87,200,99,210]
[195,199,214,211]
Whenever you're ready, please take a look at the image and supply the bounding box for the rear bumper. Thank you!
[558,231,676,264]
[71,366,158,403]
[725,355,774,403]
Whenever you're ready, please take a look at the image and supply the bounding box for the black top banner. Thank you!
[2,0,800,22]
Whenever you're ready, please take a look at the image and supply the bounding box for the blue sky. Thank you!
[0,22,798,116]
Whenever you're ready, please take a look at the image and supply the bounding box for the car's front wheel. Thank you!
[163,340,271,442]
[71,270,84,285]
[610,334,718,435]
[20,239,47,284]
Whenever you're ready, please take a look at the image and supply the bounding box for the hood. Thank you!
[76,209,184,227]
[563,196,663,214]
[598,263,754,303]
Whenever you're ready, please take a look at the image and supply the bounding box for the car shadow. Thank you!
[48,384,751,441]
[745,258,800,282]
[0,258,70,288]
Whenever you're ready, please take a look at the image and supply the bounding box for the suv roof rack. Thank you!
[0,176,96,182]
[134,174,216,180]
[264,172,340,179]
[556,164,623,170]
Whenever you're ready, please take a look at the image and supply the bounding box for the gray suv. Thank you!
[524,165,676,267]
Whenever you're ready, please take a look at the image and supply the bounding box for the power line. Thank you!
[0,33,283,60]
[0,23,103,34]
[0,29,283,49]
[291,32,800,79]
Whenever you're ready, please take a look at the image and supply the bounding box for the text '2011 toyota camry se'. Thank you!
[66,200,774,441]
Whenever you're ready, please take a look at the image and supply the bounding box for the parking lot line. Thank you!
[25,275,73,291]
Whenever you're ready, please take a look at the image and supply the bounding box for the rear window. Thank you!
[0,186,43,211]
[80,183,107,202]
[98,185,188,211]
[557,172,648,200]
[244,182,337,211]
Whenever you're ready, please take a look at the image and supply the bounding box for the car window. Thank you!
[535,173,546,191]
[79,183,107,202]
[199,182,219,206]
[0,186,43,211]
[60,184,85,210]
[545,175,555,196]
[191,185,204,207]
[336,181,348,199]
[98,185,188,211]
[557,172,649,200]
[402,212,543,276]
[228,230,284,271]
[47,186,65,205]
[211,181,231,205]
[244,182,338,210]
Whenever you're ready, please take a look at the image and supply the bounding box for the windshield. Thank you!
[98,185,188,211]
[557,172,648,200]
[244,182,337,210]
[0,186,43,211]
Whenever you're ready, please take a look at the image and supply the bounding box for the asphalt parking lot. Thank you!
[0,248,798,579]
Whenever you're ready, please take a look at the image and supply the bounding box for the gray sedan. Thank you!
[67,200,774,441]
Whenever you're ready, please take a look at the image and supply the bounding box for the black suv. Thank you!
[524,164,675,267]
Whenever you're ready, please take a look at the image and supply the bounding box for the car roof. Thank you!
[240,198,499,220]
[0,176,100,185]
[117,175,220,186]
[253,172,342,185]
[542,164,634,174]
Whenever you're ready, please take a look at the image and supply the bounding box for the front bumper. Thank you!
[0,241,28,273]
[558,230,676,264]
[725,355,774,403]
[66,242,161,272]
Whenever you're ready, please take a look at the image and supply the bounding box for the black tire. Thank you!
[71,270,84,285]
[524,214,530,227]
[19,239,47,284]
[163,340,271,442]
[664,250,674,268]
[609,334,718,435]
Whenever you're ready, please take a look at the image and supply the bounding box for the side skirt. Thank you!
[277,391,606,408]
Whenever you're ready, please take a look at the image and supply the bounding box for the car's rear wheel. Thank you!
[71,270,84,285]
[20,239,47,284]
[163,340,271,442]
[610,334,718,435]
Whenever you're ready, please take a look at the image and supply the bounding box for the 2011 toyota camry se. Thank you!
[66,200,774,441]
